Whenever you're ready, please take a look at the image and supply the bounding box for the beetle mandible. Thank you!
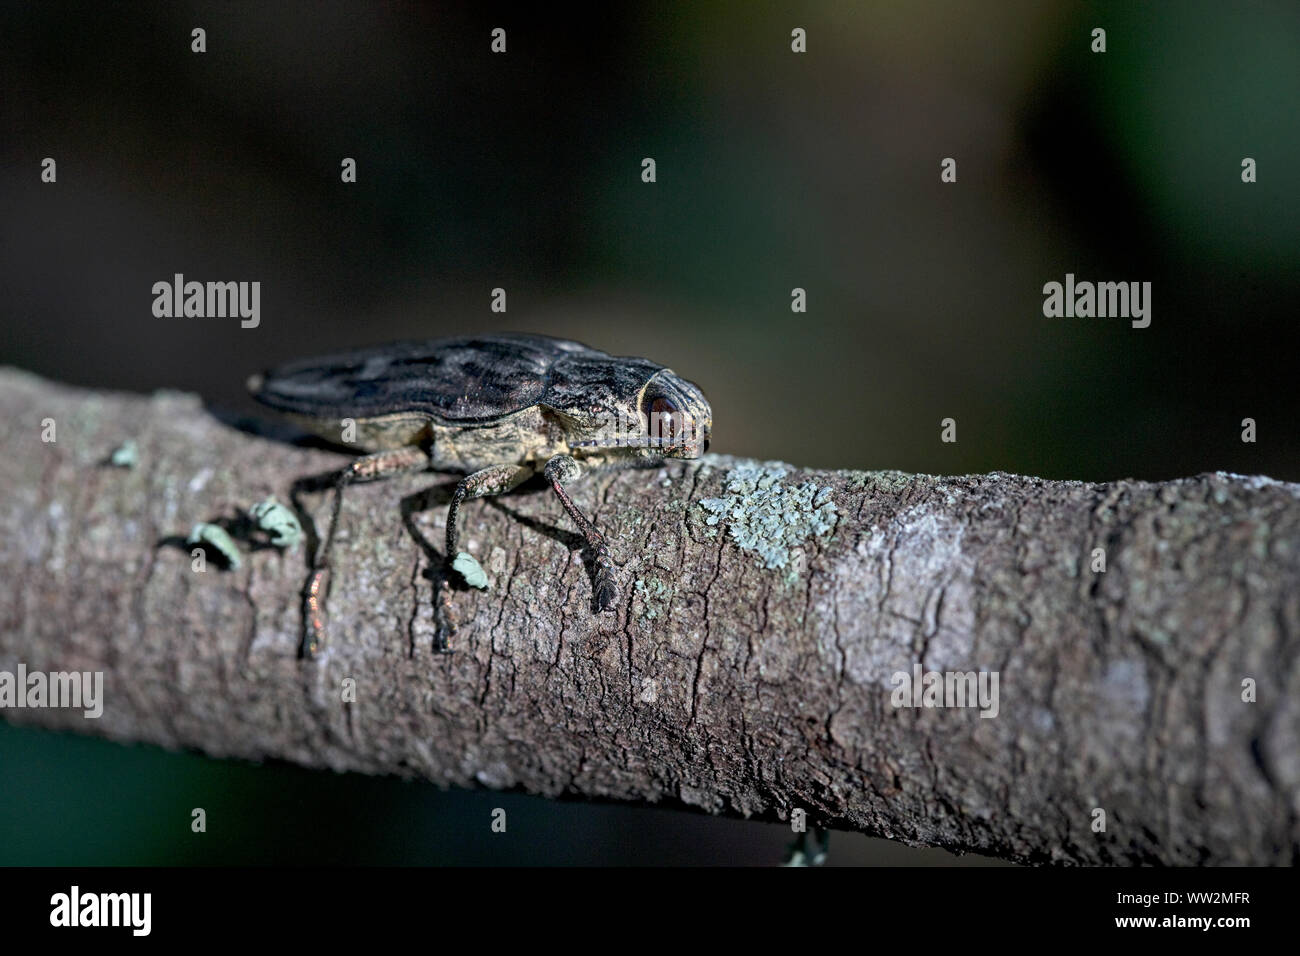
[248,333,712,656]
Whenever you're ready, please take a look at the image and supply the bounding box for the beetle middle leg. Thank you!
[433,463,533,652]
[445,463,535,561]
[303,445,431,657]
[542,454,618,612]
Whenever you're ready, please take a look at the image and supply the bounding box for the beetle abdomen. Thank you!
[277,410,434,453]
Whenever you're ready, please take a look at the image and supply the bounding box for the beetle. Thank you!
[247,333,712,656]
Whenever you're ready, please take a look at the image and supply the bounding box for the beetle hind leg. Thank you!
[302,445,431,657]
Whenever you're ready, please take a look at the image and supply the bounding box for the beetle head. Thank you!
[567,368,712,461]
[639,369,712,459]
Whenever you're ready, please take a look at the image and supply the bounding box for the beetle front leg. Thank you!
[304,445,431,658]
[542,454,618,612]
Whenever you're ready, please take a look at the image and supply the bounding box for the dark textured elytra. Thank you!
[250,333,664,425]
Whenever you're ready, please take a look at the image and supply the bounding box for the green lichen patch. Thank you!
[698,463,838,571]
[634,575,671,621]
[186,522,242,569]
[453,551,489,590]
[249,495,302,549]
[109,439,138,468]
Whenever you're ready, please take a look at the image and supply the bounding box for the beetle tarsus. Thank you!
[594,576,618,612]
[591,541,619,612]
[302,566,329,658]
[433,584,458,654]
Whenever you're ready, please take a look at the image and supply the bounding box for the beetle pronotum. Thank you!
[248,333,712,656]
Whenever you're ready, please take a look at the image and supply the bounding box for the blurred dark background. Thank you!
[2,1,1297,864]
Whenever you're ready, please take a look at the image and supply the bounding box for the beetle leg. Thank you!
[542,454,618,612]
[437,463,533,652]
[303,445,431,658]
[445,463,534,567]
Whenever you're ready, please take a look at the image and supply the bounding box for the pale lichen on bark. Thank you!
[1,368,1298,865]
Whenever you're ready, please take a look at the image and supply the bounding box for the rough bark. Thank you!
[1,367,1297,865]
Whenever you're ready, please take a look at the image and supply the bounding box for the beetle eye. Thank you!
[648,396,681,443]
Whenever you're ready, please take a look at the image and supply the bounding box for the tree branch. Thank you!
[2,368,1297,865]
